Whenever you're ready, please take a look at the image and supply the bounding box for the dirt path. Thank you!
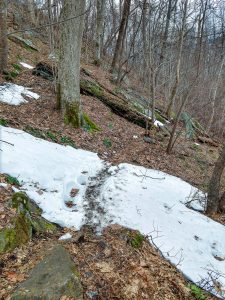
[83,163,111,232]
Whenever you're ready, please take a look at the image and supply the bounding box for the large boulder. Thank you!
[11,245,83,300]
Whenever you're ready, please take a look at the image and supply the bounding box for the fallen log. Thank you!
[80,78,152,129]
[8,34,38,52]
[32,62,165,130]
[197,136,219,147]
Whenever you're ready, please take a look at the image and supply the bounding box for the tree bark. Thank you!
[57,0,86,127]
[0,0,8,73]
[95,0,106,65]
[219,189,225,213]
[111,0,131,74]
[166,0,188,118]
[27,0,36,24]
[206,145,225,215]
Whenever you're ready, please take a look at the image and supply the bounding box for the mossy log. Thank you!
[80,78,152,129]
[0,192,58,253]
[8,35,38,51]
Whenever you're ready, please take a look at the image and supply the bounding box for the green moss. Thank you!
[129,231,144,249]
[155,112,166,124]
[132,102,145,114]
[103,138,112,148]
[5,175,20,186]
[0,118,8,126]
[25,126,45,139]
[31,216,57,235]
[12,63,22,71]
[13,212,32,242]
[80,79,103,98]
[46,131,58,142]
[12,192,29,211]
[188,284,206,300]
[64,102,82,128]
[24,125,76,147]
[0,192,58,253]
[83,113,101,132]
[0,228,17,253]
[0,210,32,253]
[60,136,76,148]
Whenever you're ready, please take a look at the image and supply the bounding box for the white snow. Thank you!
[101,164,225,298]
[0,83,39,105]
[59,233,72,240]
[20,62,34,69]
[0,125,225,298]
[0,126,104,228]
[154,120,164,127]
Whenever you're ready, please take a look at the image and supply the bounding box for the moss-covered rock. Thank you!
[0,213,32,253]
[0,192,57,254]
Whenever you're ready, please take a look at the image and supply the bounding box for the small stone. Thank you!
[143,136,154,143]
[86,290,98,299]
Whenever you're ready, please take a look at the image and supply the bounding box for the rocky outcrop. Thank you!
[11,245,83,300]
[0,192,57,254]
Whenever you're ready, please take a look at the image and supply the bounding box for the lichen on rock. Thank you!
[0,192,58,254]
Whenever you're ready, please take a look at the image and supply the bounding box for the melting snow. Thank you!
[0,83,39,105]
[0,125,225,298]
[20,62,34,69]
[59,233,72,240]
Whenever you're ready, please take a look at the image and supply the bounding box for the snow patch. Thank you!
[0,125,225,298]
[59,233,72,240]
[20,62,34,69]
[154,120,164,127]
[0,126,104,228]
[0,83,39,105]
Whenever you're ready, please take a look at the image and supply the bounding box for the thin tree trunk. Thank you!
[27,0,36,24]
[57,0,86,127]
[166,0,188,118]
[219,189,225,212]
[95,0,106,65]
[111,0,131,74]
[206,145,225,215]
[206,54,225,133]
[166,90,190,154]
[0,0,8,73]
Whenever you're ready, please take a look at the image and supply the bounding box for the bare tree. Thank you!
[57,0,86,127]
[166,0,188,118]
[111,0,131,74]
[0,0,7,73]
[206,145,225,215]
[95,0,106,65]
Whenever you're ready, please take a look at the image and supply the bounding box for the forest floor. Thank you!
[0,36,224,300]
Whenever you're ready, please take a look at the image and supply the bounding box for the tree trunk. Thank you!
[206,54,225,134]
[111,0,131,74]
[57,0,86,127]
[166,90,190,154]
[95,0,106,66]
[0,0,8,73]
[219,189,225,213]
[166,0,188,118]
[27,0,36,24]
[206,145,225,215]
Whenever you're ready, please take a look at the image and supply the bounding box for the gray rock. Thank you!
[11,245,83,300]
[143,136,154,143]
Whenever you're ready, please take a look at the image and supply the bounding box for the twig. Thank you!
[0,140,14,146]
